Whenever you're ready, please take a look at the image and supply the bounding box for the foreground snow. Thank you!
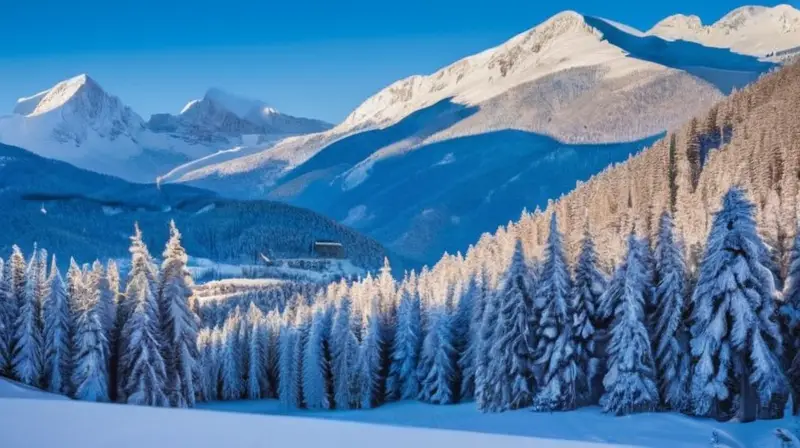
[0,398,620,448]
[199,399,794,448]
[0,378,67,401]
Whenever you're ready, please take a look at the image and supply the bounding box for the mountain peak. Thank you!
[21,73,106,117]
[202,87,278,118]
[650,14,703,33]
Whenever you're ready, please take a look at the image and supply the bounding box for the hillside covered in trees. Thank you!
[0,143,388,270]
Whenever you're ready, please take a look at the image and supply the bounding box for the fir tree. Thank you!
[783,226,800,415]
[71,279,110,402]
[303,305,332,409]
[600,234,659,415]
[12,248,44,386]
[42,257,71,394]
[387,284,422,401]
[690,187,786,421]
[0,260,13,375]
[480,239,536,412]
[246,305,267,400]
[572,230,605,404]
[331,296,360,409]
[158,221,200,408]
[120,226,168,406]
[652,212,691,412]
[417,306,456,404]
[220,308,244,401]
[458,272,484,401]
[359,298,383,408]
[534,214,584,411]
[292,306,311,407]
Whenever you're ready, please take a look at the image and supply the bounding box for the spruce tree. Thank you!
[42,257,71,394]
[0,260,13,375]
[220,307,244,401]
[652,212,691,412]
[331,296,360,409]
[278,313,298,408]
[292,306,311,407]
[690,187,786,421]
[533,214,583,411]
[417,306,456,404]
[303,305,332,409]
[246,305,268,400]
[458,272,484,401]
[120,225,168,406]
[71,277,110,402]
[600,234,659,415]
[572,230,605,404]
[387,284,422,401]
[12,248,44,386]
[158,221,200,407]
[782,225,800,414]
[480,239,536,411]
[359,298,383,408]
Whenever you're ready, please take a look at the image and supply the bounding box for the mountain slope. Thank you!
[170,8,791,266]
[0,77,331,183]
[0,143,387,270]
[647,5,800,60]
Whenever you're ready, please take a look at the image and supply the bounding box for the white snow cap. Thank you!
[202,87,279,118]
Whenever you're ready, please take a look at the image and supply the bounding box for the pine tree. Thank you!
[600,234,659,415]
[690,187,786,421]
[71,276,110,402]
[475,269,503,410]
[106,259,121,402]
[458,273,484,401]
[0,259,13,375]
[42,257,71,394]
[480,240,536,411]
[303,305,332,409]
[245,305,267,399]
[220,307,244,401]
[12,248,44,386]
[572,230,605,404]
[533,214,584,411]
[359,298,383,408]
[331,296,360,409]
[417,306,456,404]
[120,225,168,406]
[292,306,311,407]
[782,225,800,414]
[278,313,298,408]
[652,212,691,412]
[158,221,200,408]
[387,284,422,401]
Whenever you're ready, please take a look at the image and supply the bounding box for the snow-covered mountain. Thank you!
[647,5,800,60]
[148,87,332,144]
[0,76,331,182]
[169,7,796,266]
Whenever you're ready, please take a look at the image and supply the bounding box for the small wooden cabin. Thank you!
[312,240,345,259]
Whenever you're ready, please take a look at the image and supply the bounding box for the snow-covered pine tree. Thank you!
[303,304,332,409]
[220,307,244,401]
[277,315,297,408]
[71,273,110,402]
[12,248,44,386]
[533,214,584,411]
[331,296,360,409]
[387,282,422,401]
[475,269,503,410]
[782,225,800,414]
[106,259,121,402]
[458,272,484,402]
[8,245,26,312]
[292,305,311,407]
[453,273,477,401]
[600,234,659,416]
[157,221,200,408]
[120,225,168,406]
[480,239,536,412]
[246,304,267,400]
[0,259,13,375]
[42,257,71,394]
[196,327,214,401]
[417,306,456,405]
[690,187,787,422]
[359,297,383,408]
[571,230,605,404]
[264,310,282,398]
[652,212,691,412]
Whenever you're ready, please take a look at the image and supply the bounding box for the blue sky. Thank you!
[1,0,796,123]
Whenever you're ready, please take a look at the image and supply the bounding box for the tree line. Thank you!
[0,221,199,407]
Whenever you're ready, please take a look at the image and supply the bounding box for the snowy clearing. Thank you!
[0,397,621,448]
[198,399,795,448]
[0,378,68,401]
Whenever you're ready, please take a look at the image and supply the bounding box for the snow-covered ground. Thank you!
[198,399,796,448]
[0,378,68,401]
[0,392,616,448]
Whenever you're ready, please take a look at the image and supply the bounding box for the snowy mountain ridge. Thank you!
[648,4,800,59]
[0,76,331,182]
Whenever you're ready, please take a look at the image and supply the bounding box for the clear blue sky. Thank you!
[1,0,796,123]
